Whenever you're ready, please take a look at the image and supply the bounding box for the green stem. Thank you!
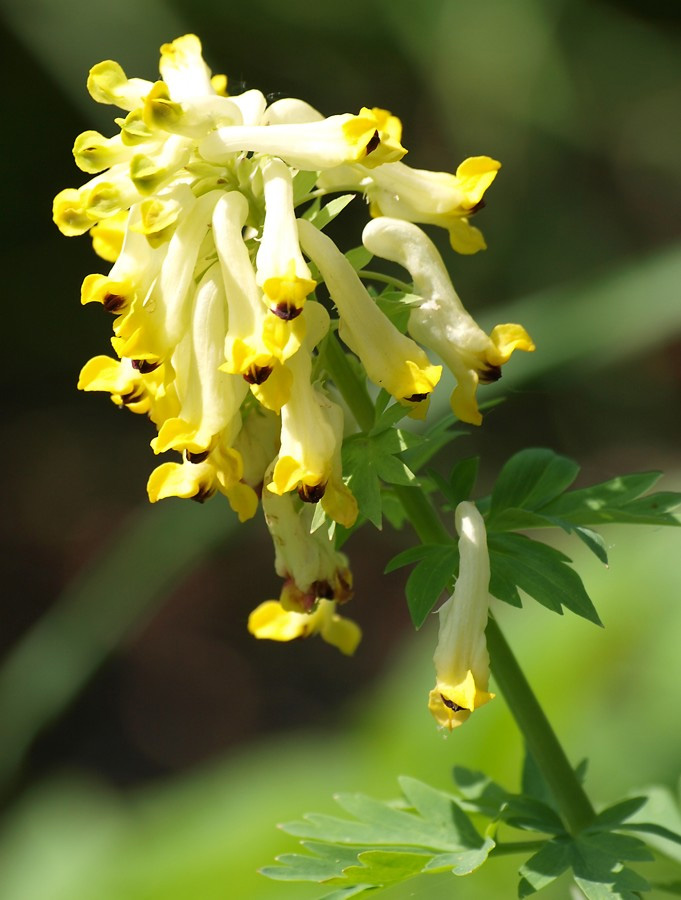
[323,332,374,431]
[359,269,414,294]
[325,329,595,835]
[486,618,595,834]
[491,841,545,857]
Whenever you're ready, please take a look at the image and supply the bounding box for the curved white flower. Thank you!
[362,217,534,425]
[297,217,441,411]
[428,501,495,729]
[256,157,316,320]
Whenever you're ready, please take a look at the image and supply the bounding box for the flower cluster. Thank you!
[55,34,533,657]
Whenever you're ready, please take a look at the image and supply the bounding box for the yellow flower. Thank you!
[147,441,258,522]
[112,189,222,363]
[268,302,358,527]
[362,217,534,425]
[199,106,406,171]
[297,217,441,412]
[256,157,316,320]
[150,263,248,456]
[77,354,179,424]
[428,501,495,730]
[213,190,305,412]
[248,598,360,655]
[263,489,354,604]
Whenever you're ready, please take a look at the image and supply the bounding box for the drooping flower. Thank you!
[362,217,534,425]
[428,501,495,729]
[248,489,359,654]
[256,157,316,320]
[267,302,358,528]
[297,217,441,414]
[56,32,532,660]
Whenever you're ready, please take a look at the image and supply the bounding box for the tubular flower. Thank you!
[248,599,360,655]
[428,502,495,730]
[213,190,304,412]
[317,153,500,255]
[248,490,359,655]
[256,157,316,320]
[297,217,441,413]
[268,302,358,528]
[57,33,533,654]
[362,218,534,425]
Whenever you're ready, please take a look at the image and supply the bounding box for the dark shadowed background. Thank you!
[1,1,680,897]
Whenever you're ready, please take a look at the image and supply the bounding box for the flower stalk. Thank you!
[326,327,595,835]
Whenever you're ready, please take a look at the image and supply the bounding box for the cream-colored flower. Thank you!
[297,217,441,413]
[362,217,534,425]
[428,501,495,730]
[256,157,316,320]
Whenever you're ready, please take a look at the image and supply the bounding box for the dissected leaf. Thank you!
[488,533,602,625]
[489,449,580,521]
[518,838,572,896]
[304,194,355,229]
[451,767,511,818]
[405,546,459,628]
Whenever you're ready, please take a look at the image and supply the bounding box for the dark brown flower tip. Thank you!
[102,292,127,313]
[478,363,502,385]
[469,198,486,214]
[119,387,145,405]
[131,358,161,374]
[186,449,210,464]
[365,129,381,156]
[243,365,272,385]
[441,694,468,713]
[405,392,429,403]
[312,579,335,600]
[191,484,216,503]
[271,302,302,321]
[334,569,354,604]
[298,482,326,503]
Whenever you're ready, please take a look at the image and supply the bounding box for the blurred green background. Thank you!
[1,0,680,896]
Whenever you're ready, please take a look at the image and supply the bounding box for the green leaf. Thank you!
[319,888,375,900]
[405,546,459,628]
[373,288,419,333]
[398,777,486,850]
[489,449,580,522]
[423,839,496,875]
[267,778,495,894]
[582,831,653,863]
[401,418,467,474]
[571,832,652,898]
[304,194,355,229]
[649,879,681,896]
[540,471,681,527]
[333,850,431,886]
[451,767,511,818]
[518,838,572,896]
[591,798,649,829]
[488,533,602,625]
[501,796,565,835]
[345,245,373,271]
[371,400,410,433]
[384,543,449,574]
[342,429,419,528]
[292,169,320,204]
[447,457,480,507]
[547,518,609,565]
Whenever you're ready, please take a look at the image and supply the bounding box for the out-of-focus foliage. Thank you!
[1,0,680,897]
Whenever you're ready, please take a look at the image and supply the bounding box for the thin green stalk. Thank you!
[324,331,374,431]
[359,269,413,294]
[325,329,596,836]
[486,618,595,834]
